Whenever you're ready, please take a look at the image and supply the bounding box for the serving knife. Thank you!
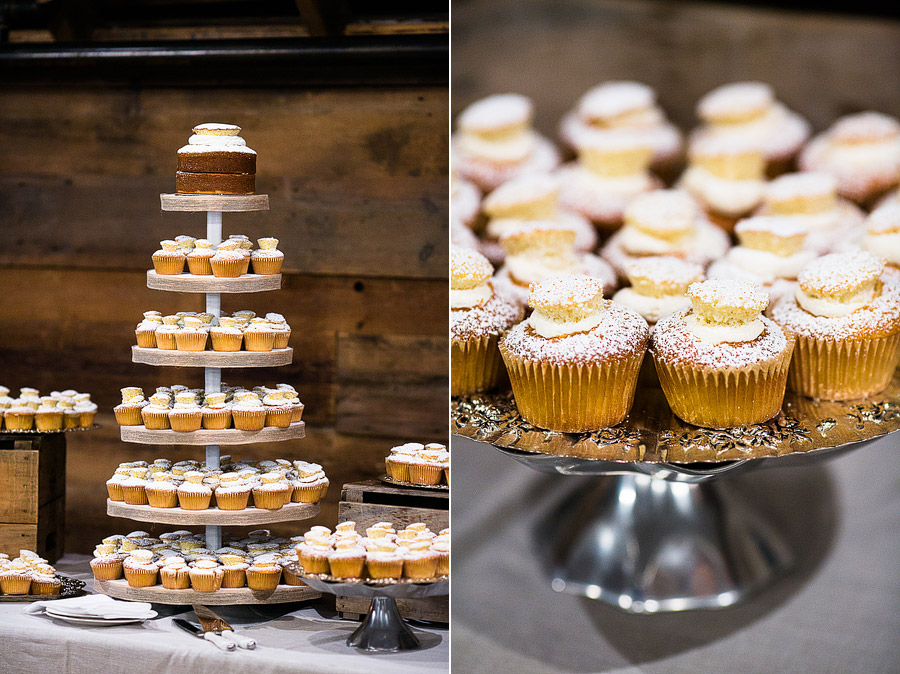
[193,605,257,650]
[173,618,235,651]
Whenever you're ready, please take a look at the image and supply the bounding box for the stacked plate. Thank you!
[25,594,156,625]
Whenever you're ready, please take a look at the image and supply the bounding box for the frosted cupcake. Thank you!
[757,172,865,253]
[34,400,63,432]
[799,112,900,205]
[201,391,231,430]
[328,541,366,579]
[168,391,202,432]
[123,551,158,588]
[215,472,252,510]
[262,391,292,427]
[231,391,266,431]
[209,316,242,352]
[244,319,276,352]
[499,275,649,431]
[252,472,292,510]
[556,130,657,231]
[613,257,704,326]
[403,541,439,579]
[690,82,809,177]
[106,465,130,501]
[384,443,420,482]
[154,316,180,350]
[158,556,190,589]
[189,559,224,592]
[135,312,163,348]
[186,239,216,275]
[494,222,617,307]
[770,251,900,400]
[601,190,730,279]
[152,240,185,275]
[452,94,560,191]
[651,279,793,428]
[210,248,246,278]
[246,554,283,590]
[251,238,284,275]
[141,392,171,430]
[177,471,212,510]
[366,542,404,579]
[114,387,146,426]
[480,173,598,265]
[862,203,900,273]
[558,81,683,176]
[174,316,208,352]
[145,472,178,508]
[450,247,523,396]
[707,216,815,302]
[681,135,766,231]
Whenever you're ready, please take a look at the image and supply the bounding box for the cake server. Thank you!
[173,618,235,652]
[193,605,257,650]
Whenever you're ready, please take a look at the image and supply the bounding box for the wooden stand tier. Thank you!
[132,346,293,368]
[95,579,320,605]
[160,193,269,212]
[107,499,319,525]
[146,271,282,293]
[120,422,305,445]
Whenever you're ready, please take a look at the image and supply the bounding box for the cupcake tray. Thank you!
[106,499,320,526]
[159,193,269,212]
[131,346,293,368]
[146,270,282,294]
[119,421,305,445]
[452,369,900,464]
[0,575,86,602]
[0,424,100,435]
[380,476,448,491]
[94,578,320,605]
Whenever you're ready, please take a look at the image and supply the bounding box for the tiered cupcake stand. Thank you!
[94,193,321,605]
[452,373,900,613]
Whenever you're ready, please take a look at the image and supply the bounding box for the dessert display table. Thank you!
[0,555,448,674]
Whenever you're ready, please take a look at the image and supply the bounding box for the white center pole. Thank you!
[205,210,223,552]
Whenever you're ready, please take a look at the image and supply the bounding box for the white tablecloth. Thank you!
[0,556,448,674]
[451,434,900,674]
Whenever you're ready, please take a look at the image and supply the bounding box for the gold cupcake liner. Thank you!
[435,553,449,576]
[202,408,231,430]
[142,408,171,430]
[281,568,306,586]
[0,573,32,595]
[251,257,283,275]
[122,484,149,506]
[366,559,404,579]
[123,567,158,588]
[317,479,329,501]
[175,331,208,352]
[4,412,34,431]
[654,346,793,429]
[408,463,443,486]
[187,256,213,276]
[114,406,143,426]
[232,408,266,431]
[177,491,212,510]
[452,333,506,396]
[788,331,900,401]
[244,331,275,352]
[273,330,291,349]
[264,407,293,428]
[291,403,304,423]
[500,345,645,433]
[246,568,282,591]
[169,411,202,432]
[135,329,157,348]
[190,570,224,592]
[385,457,410,482]
[35,412,64,432]
[152,255,185,276]
[292,484,321,503]
[299,554,330,575]
[31,578,60,595]
[160,567,191,590]
[79,411,96,427]
[403,556,439,580]
[90,560,123,581]
[222,567,247,588]
[329,557,366,579]
[155,332,177,350]
[210,257,245,278]
[215,490,251,510]
[106,484,124,501]
[145,488,177,508]
[252,488,289,510]
[210,332,242,352]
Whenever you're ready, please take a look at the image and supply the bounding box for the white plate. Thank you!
[44,610,157,625]
[43,603,156,619]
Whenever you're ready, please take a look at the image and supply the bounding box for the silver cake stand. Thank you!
[452,372,900,613]
[289,570,449,652]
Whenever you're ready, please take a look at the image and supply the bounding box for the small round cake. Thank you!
[612,256,704,326]
[176,123,257,195]
[862,202,900,273]
[450,246,523,396]
[770,251,900,400]
[651,278,794,428]
[499,275,649,432]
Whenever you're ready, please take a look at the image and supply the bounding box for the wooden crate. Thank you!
[336,479,448,623]
[0,434,66,562]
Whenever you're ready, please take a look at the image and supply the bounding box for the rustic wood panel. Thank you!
[0,498,64,561]
[0,450,38,523]
[339,480,449,532]
[336,333,448,438]
[0,86,448,279]
[0,523,37,558]
[337,595,448,623]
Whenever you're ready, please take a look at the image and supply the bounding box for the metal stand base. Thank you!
[535,473,793,613]
[347,596,420,652]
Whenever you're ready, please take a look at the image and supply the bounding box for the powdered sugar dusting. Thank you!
[451,282,524,341]
[626,190,698,233]
[698,82,773,120]
[687,279,768,313]
[652,310,788,369]
[625,256,704,291]
[831,112,900,143]
[502,301,649,366]
[735,216,808,239]
[766,172,837,201]
[771,276,900,340]
[451,245,494,289]
[578,81,655,120]
[483,173,559,212]
[528,275,605,312]
[458,94,533,132]
[867,202,900,234]
[798,252,884,296]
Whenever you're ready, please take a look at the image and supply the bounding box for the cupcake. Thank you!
[177,471,212,510]
[0,562,32,594]
[432,539,450,576]
[251,237,284,275]
[158,556,191,589]
[799,112,900,205]
[168,392,202,432]
[154,316,180,350]
[201,391,231,430]
[366,543,404,580]
[291,463,328,503]
[230,392,266,431]
[328,544,366,579]
[558,81,683,177]
[408,453,443,486]
[121,467,150,505]
[175,235,196,253]
[189,559,224,592]
[209,249,246,278]
[652,279,793,428]
[757,172,865,254]
[707,216,815,302]
[246,555,283,590]
[135,312,163,348]
[681,135,767,232]
[862,203,900,273]
[452,94,560,191]
[243,319,276,352]
[4,405,35,431]
[770,251,900,400]
[141,392,172,430]
[266,313,291,349]
[113,387,146,426]
[296,539,331,575]
[252,472,292,510]
[105,465,130,501]
[174,316,208,352]
[221,561,249,588]
[385,443,419,482]
[215,472,252,510]
[612,257,704,326]
[479,173,598,265]
[601,190,730,280]
[152,240,186,275]
[494,222,617,307]
[262,391,292,428]
[450,247,523,396]
[123,551,158,588]
[556,130,657,231]
[26,567,59,596]
[499,275,649,432]
[186,239,216,275]
[145,472,178,508]
[34,401,63,431]
[207,316,242,352]
[403,541,439,580]
[690,82,810,177]
[90,555,124,581]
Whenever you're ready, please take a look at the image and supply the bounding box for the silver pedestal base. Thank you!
[535,473,793,613]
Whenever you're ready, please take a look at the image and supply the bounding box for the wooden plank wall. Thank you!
[0,85,449,553]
